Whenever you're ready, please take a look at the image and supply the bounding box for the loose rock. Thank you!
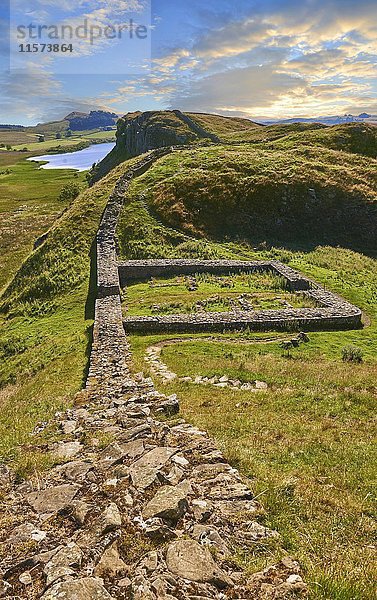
[26,484,80,514]
[40,577,115,599]
[166,539,232,588]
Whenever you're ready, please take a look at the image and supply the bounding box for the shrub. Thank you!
[342,345,363,363]
[58,181,81,203]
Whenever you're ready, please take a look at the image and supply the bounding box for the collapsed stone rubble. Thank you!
[0,370,307,599]
[145,343,268,390]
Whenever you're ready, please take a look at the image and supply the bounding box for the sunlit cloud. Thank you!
[2,0,377,123]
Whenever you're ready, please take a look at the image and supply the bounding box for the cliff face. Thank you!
[116,111,202,157]
[92,110,216,181]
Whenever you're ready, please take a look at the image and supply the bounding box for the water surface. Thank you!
[28,142,115,171]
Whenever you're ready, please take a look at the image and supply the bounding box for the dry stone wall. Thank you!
[172,110,221,144]
[120,260,362,334]
[3,145,362,599]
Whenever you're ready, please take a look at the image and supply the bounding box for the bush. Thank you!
[342,345,363,363]
[57,181,81,203]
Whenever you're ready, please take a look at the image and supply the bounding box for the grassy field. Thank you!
[0,127,116,152]
[0,152,86,293]
[123,272,316,316]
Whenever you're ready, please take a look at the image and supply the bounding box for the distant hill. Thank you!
[0,124,25,130]
[260,113,377,126]
[66,110,118,131]
[23,110,119,135]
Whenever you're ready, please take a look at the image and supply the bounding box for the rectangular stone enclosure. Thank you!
[119,260,362,334]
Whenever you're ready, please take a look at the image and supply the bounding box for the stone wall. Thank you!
[118,259,312,291]
[96,148,173,299]
[118,259,268,284]
[172,110,221,143]
[0,148,308,599]
[123,307,362,334]
[119,259,362,333]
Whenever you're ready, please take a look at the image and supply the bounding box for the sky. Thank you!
[0,0,376,125]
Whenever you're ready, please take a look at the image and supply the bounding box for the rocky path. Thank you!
[0,369,307,599]
[0,149,308,599]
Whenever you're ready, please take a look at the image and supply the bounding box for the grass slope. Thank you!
[0,153,86,293]
[0,155,142,471]
[117,144,376,255]
[186,112,262,140]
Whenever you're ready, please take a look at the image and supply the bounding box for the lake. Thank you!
[28,142,115,171]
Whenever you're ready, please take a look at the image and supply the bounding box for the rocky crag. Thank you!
[92,111,220,180]
[115,111,219,159]
[0,150,312,599]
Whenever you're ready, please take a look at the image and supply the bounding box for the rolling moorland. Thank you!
[0,110,117,153]
[0,111,376,599]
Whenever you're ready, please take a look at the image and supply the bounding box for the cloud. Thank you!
[0,63,109,122]
[167,63,306,113]
[147,0,377,118]
[2,0,377,122]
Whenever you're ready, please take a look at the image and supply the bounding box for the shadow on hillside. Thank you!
[82,239,97,384]
[236,233,377,259]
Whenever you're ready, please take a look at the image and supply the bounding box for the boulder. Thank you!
[143,483,188,522]
[54,441,82,459]
[40,577,115,599]
[102,502,122,533]
[129,447,177,489]
[166,539,231,588]
[121,439,145,460]
[99,442,126,467]
[8,523,46,545]
[44,542,82,586]
[94,543,127,578]
[59,460,92,481]
[242,521,279,542]
[71,500,91,526]
[26,484,80,514]
[60,420,78,434]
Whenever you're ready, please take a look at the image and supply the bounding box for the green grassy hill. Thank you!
[0,110,376,599]
[117,143,376,256]
[186,112,262,140]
